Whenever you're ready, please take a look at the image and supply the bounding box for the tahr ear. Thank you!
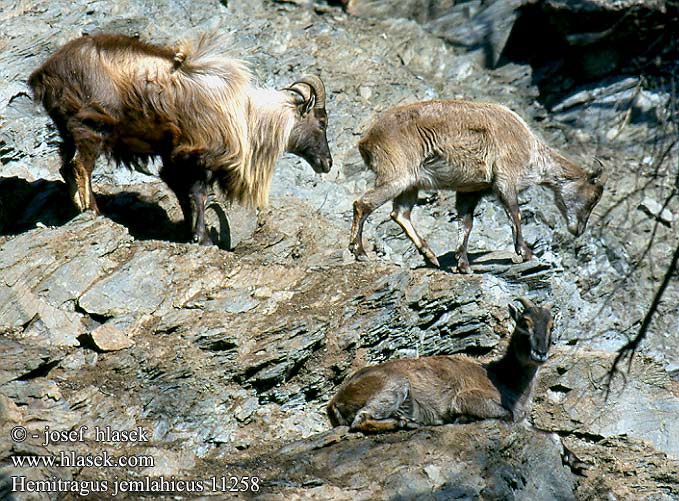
[508,303,520,323]
[590,158,604,183]
[285,82,315,117]
[301,94,315,116]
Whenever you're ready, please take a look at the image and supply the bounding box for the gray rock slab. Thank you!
[77,243,226,318]
[258,421,575,500]
[0,212,131,294]
[86,322,135,352]
[536,351,679,459]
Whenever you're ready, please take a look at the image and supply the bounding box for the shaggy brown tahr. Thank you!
[349,100,603,272]
[29,32,332,244]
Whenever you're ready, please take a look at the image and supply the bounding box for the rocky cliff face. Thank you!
[1,0,678,499]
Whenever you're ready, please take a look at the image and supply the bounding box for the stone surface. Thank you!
[425,0,523,67]
[639,197,675,226]
[0,0,677,499]
[85,323,135,352]
[256,422,576,500]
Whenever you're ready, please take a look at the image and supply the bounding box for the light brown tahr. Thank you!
[29,32,332,245]
[327,298,553,432]
[349,100,603,273]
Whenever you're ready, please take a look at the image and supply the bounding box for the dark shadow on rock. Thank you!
[0,176,241,249]
[500,2,678,109]
[0,176,184,243]
[469,251,517,267]
[438,249,553,289]
[101,190,238,249]
[97,190,187,243]
[0,472,16,501]
[437,251,459,271]
[438,250,512,271]
[205,199,232,250]
[0,176,76,234]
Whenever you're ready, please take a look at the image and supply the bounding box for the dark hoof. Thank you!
[349,242,370,262]
[518,246,534,262]
[562,445,588,477]
[420,247,440,268]
[193,234,214,246]
[425,254,441,268]
[456,262,473,274]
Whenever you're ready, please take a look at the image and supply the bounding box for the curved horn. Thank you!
[290,75,326,110]
[516,297,536,310]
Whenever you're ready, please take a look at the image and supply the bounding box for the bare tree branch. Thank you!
[606,237,679,395]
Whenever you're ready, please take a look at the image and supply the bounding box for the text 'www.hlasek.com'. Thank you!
[9,424,261,496]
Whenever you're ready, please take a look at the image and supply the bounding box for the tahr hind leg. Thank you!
[350,376,413,433]
[495,184,532,261]
[454,191,485,274]
[161,155,211,245]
